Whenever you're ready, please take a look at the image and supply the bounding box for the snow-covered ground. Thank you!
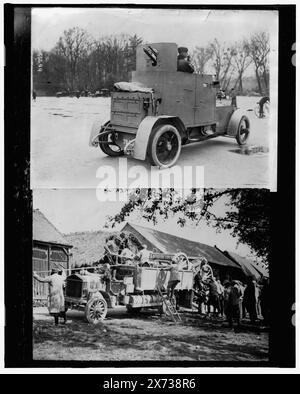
[31,96,275,189]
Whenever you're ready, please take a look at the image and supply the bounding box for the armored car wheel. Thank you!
[99,131,124,157]
[236,116,250,145]
[148,124,182,168]
[85,297,108,324]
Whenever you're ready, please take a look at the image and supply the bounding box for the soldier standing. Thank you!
[230,88,237,107]
[33,268,67,325]
[138,244,151,266]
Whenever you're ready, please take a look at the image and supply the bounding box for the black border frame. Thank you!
[4,3,296,368]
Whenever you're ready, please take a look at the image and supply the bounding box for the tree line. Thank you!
[191,32,270,95]
[33,27,270,96]
[33,27,143,94]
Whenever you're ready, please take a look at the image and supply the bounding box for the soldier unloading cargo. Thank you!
[167,261,181,299]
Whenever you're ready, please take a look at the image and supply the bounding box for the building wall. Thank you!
[33,241,70,300]
[32,243,49,300]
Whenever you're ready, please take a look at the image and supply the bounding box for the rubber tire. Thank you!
[85,297,108,324]
[99,132,124,157]
[147,124,182,168]
[236,116,250,145]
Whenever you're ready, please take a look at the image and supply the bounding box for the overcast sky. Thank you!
[32,8,278,52]
[33,189,255,259]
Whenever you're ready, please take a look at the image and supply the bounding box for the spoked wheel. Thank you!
[236,116,250,145]
[148,124,181,168]
[99,131,124,157]
[85,297,108,324]
[174,252,190,269]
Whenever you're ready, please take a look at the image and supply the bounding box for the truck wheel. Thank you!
[99,132,124,157]
[148,124,181,168]
[85,297,108,324]
[236,116,250,145]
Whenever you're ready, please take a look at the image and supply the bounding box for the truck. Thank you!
[65,253,195,324]
[89,42,250,168]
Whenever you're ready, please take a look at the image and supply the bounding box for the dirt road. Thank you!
[31,96,275,189]
[33,307,268,362]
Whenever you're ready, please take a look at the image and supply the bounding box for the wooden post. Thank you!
[48,244,50,272]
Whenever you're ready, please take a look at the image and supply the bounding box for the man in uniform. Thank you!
[258,95,270,118]
[33,268,67,325]
[200,258,213,283]
[120,244,135,265]
[138,244,151,266]
[177,46,194,73]
[167,260,181,299]
[230,88,237,107]
[224,280,243,329]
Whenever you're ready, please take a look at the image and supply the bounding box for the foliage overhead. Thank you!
[105,188,271,263]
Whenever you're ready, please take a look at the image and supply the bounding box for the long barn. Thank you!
[33,209,73,301]
[121,222,242,281]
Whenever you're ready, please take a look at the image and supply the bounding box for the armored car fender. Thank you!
[89,118,109,147]
[226,108,250,145]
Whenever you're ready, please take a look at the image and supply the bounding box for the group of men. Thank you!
[119,243,151,266]
[118,244,193,271]
[196,274,270,329]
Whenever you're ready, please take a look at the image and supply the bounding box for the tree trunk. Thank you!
[239,75,243,93]
[262,67,269,93]
[255,68,263,95]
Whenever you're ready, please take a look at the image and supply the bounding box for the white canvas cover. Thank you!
[114,81,153,93]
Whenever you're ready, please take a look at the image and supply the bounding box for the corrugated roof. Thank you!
[222,250,269,279]
[122,223,239,269]
[33,209,72,247]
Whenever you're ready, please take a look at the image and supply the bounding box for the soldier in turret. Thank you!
[177,47,194,73]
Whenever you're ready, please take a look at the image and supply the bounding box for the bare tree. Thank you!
[208,39,236,91]
[232,41,252,93]
[55,27,92,90]
[89,33,142,90]
[245,32,270,95]
[191,46,213,74]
